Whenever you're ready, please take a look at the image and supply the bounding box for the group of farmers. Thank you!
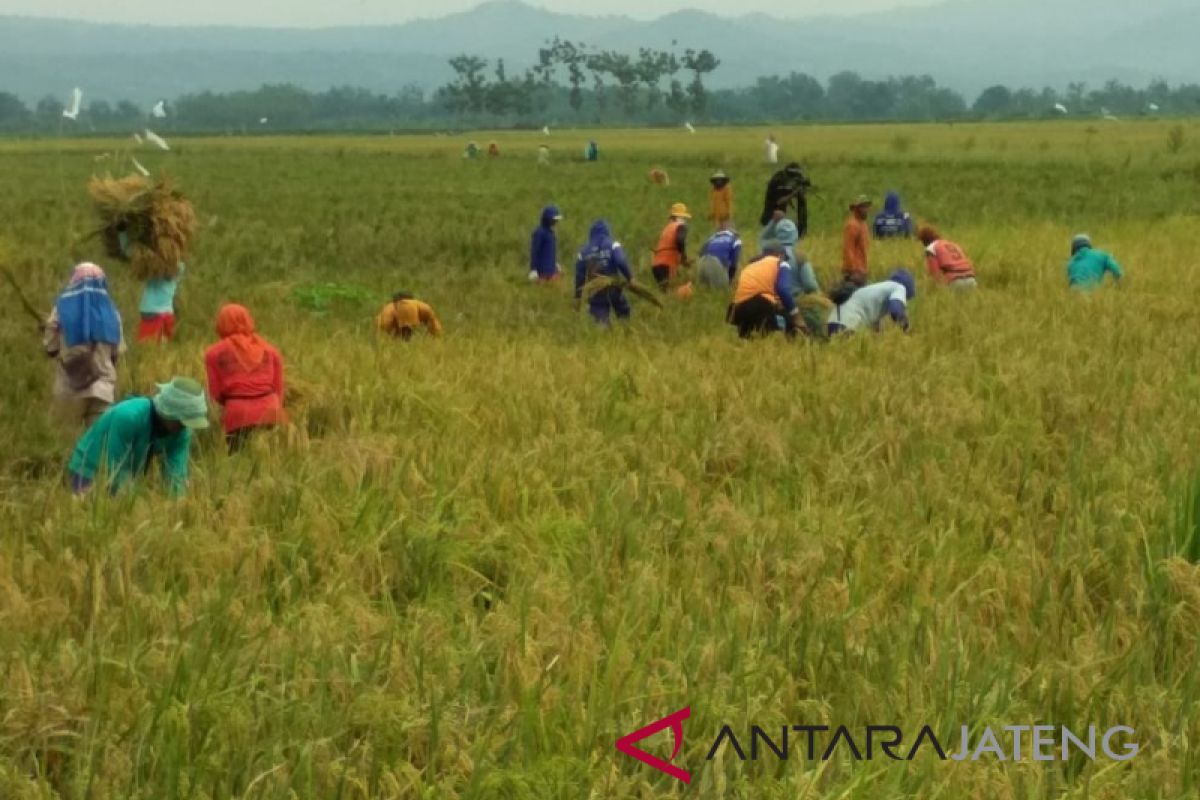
[40,146,1122,500]
[529,163,1123,339]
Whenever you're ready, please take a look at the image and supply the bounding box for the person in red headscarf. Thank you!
[204,304,287,452]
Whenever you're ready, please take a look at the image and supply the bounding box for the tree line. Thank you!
[1,48,1199,134]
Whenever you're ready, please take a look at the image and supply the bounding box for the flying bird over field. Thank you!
[1054,103,1068,114]
[131,157,151,177]
[144,130,170,151]
[132,132,143,144]
[62,88,82,121]
[685,122,696,133]
[1148,103,1160,112]
[152,100,167,119]
[260,118,269,125]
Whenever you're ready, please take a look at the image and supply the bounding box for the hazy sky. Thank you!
[0,0,943,27]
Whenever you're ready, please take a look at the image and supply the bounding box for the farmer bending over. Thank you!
[828,269,916,336]
[376,293,443,340]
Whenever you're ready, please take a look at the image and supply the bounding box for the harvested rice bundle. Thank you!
[580,275,664,308]
[88,175,196,281]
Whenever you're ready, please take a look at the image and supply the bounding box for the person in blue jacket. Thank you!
[1067,234,1123,290]
[697,224,744,287]
[574,220,634,325]
[874,191,914,239]
[529,205,563,282]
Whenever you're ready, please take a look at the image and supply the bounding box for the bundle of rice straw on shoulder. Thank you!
[580,275,663,308]
[88,174,196,281]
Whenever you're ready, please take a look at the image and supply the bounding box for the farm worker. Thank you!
[708,171,734,228]
[765,134,779,164]
[1067,234,1123,290]
[585,141,599,161]
[827,268,915,336]
[464,142,479,159]
[651,203,692,291]
[204,304,287,453]
[842,195,873,286]
[649,168,671,186]
[760,218,820,295]
[727,241,801,339]
[137,263,185,343]
[487,142,500,157]
[918,225,977,289]
[529,205,563,282]
[376,292,443,339]
[574,219,634,326]
[42,263,125,428]
[874,192,914,239]
[697,224,743,287]
[67,376,209,497]
[759,162,813,238]
[537,145,551,166]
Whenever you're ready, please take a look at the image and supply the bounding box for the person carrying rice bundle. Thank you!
[42,263,125,428]
[575,220,651,326]
[67,376,209,497]
[918,225,977,290]
[376,292,443,340]
[88,175,195,343]
[205,304,287,453]
[651,203,692,292]
[827,268,915,336]
[1067,234,1123,291]
[726,239,802,339]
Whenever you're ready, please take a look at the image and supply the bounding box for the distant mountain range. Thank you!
[1,0,1196,104]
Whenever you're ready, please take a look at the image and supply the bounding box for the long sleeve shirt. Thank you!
[827,281,909,333]
[376,299,443,337]
[43,306,124,403]
[67,397,192,495]
[205,341,286,435]
[1067,248,1123,289]
[530,226,558,277]
[842,217,870,277]
[575,243,632,300]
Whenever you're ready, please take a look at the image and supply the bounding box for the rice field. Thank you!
[2,120,1200,798]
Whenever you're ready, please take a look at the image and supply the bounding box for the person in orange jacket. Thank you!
[376,292,443,340]
[708,171,733,229]
[651,203,692,291]
[918,225,977,289]
[842,194,873,286]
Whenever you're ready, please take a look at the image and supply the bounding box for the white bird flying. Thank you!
[685,122,696,133]
[132,132,143,144]
[62,87,82,121]
[131,157,151,177]
[144,129,170,151]
[1053,103,1068,114]
[259,117,269,125]
[152,100,167,118]
[1148,103,1160,112]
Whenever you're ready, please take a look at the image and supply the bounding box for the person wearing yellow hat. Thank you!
[651,202,692,291]
[66,376,209,497]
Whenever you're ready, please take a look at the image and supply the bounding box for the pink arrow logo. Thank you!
[615,706,692,784]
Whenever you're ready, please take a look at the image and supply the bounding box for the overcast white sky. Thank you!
[0,0,942,27]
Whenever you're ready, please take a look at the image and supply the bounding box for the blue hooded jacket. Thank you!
[530,205,561,278]
[574,220,632,300]
[874,192,914,239]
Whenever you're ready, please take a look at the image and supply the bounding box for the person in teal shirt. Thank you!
[68,376,209,496]
[1067,234,1123,290]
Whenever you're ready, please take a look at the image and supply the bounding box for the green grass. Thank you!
[1,120,1200,798]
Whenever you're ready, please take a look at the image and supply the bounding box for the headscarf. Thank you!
[883,192,903,215]
[587,220,614,251]
[214,303,267,372]
[888,268,917,301]
[55,263,122,348]
[1071,234,1092,256]
[152,376,210,429]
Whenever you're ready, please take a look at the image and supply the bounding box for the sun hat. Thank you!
[669,202,692,219]
[152,376,210,429]
[850,194,873,208]
[1071,234,1092,255]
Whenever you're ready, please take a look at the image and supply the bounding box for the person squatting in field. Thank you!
[205,304,288,453]
[919,225,977,289]
[376,293,443,340]
[67,376,209,497]
[697,224,744,288]
[874,191,915,239]
[575,219,634,326]
[708,171,734,229]
[43,263,125,429]
[529,205,563,282]
[1067,234,1123,291]
[827,269,916,336]
[651,203,692,291]
[758,217,829,335]
[842,195,873,287]
[727,239,802,339]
